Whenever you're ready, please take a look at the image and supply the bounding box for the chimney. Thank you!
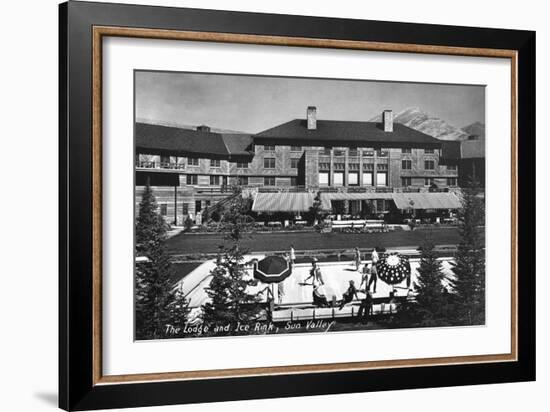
[383,110,393,132]
[307,106,317,130]
[196,125,211,132]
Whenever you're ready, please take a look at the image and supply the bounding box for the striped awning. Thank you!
[320,192,394,209]
[392,192,462,209]
[252,192,316,212]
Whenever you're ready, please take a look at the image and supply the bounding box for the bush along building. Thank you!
[135,107,464,225]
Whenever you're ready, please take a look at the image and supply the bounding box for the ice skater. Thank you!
[368,262,378,294]
[289,244,296,266]
[312,279,329,308]
[360,264,371,290]
[354,247,362,271]
[357,291,373,323]
[304,258,324,285]
[339,280,359,310]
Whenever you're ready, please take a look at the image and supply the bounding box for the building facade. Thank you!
[135,108,461,224]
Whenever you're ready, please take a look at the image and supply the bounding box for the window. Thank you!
[333,150,345,157]
[401,177,412,187]
[210,175,221,185]
[376,172,387,187]
[402,160,412,170]
[348,149,359,157]
[377,163,388,171]
[424,160,435,170]
[333,172,344,186]
[333,163,345,171]
[290,145,302,152]
[447,164,457,171]
[264,157,276,169]
[349,163,360,171]
[264,177,275,186]
[348,173,359,186]
[160,204,167,216]
[377,149,388,157]
[290,158,299,169]
[188,157,199,166]
[425,177,435,186]
[363,163,374,171]
[425,148,435,154]
[319,162,330,171]
[290,177,298,186]
[362,172,373,186]
[447,177,457,186]
[210,159,221,168]
[186,174,198,185]
[236,161,248,169]
[237,176,248,186]
[319,172,329,186]
[160,155,170,167]
[363,149,374,157]
[402,148,412,154]
[264,145,275,151]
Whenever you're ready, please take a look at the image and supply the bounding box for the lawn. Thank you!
[166,227,462,255]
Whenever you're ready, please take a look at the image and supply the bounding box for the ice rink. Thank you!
[177,256,456,310]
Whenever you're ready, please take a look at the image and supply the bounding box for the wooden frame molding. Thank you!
[91,26,518,386]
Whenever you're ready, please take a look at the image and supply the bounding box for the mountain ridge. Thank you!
[369,107,484,141]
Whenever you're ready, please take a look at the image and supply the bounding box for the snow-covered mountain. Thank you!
[370,107,484,141]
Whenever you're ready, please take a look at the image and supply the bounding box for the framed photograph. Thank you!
[59,1,535,410]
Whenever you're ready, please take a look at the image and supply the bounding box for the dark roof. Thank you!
[221,134,253,156]
[255,119,442,145]
[135,123,252,157]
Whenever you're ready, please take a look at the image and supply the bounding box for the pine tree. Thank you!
[135,181,189,339]
[202,190,261,329]
[414,239,452,326]
[450,181,486,325]
[308,191,326,225]
[202,246,261,328]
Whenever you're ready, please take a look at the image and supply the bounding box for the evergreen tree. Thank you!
[135,181,189,339]
[450,181,486,325]
[202,246,261,328]
[308,191,327,226]
[414,239,452,326]
[202,190,261,328]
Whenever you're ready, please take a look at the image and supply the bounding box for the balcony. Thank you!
[136,161,186,171]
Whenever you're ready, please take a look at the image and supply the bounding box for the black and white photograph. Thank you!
[134,71,486,340]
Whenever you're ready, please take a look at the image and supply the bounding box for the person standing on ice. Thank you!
[289,245,296,266]
[304,258,324,285]
[371,247,379,265]
[354,247,362,271]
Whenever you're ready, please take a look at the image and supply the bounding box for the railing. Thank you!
[194,185,231,194]
[136,161,186,170]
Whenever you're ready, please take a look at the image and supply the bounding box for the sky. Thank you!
[135,71,485,134]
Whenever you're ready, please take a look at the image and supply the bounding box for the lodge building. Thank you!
[135,107,463,225]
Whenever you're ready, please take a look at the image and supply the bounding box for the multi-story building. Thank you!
[441,136,485,188]
[135,107,462,224]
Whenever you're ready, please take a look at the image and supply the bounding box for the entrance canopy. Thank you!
[252,192,316,212]
[320,192,394,209]
[251,191,462,213]
[392,192,462,209]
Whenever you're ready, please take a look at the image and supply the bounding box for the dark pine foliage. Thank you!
[414,239,453,326]
[135,181,189,339]
[202,189,261,328]
[450,181,486,325]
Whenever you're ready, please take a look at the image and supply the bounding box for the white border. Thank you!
[102,37,511,376]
